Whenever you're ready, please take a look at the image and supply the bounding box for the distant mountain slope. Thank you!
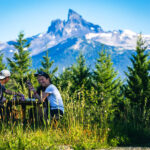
[32,36,135,79]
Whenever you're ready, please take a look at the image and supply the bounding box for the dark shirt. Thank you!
[37,86,46,96]
[0,83,6,103]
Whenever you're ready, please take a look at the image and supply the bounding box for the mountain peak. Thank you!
[47,9,102,36]
[68,9,79,15]
[68,9,82,21]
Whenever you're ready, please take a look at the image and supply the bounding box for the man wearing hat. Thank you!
[0,69,24,120]
[0,69,23,99]
[0,69,13,103]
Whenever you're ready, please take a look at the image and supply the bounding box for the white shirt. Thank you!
[45,84,64,112]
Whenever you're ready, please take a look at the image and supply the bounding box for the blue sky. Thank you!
[0,0,150,42]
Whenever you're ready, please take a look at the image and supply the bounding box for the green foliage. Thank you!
[7,32,32,91]
[125,34,150,125]
[40,50,58,81]
[0,53,6,70]
[93,49,122,102]
[109,35,150,146]
[70,53,91,92]
[92,49,123,124]
[56,67,73,92]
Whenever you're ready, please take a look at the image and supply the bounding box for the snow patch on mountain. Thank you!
[29,33,58,55]
[9,50,14,53]
[0,43,7,50]
[85,30,139,50]
[70,38,83,50]
[0,42,16,52]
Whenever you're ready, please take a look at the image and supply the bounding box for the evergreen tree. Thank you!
[89,49,123,131]
[7,32,31,89]
[71,53,90,92]
[125,35,150,124]
[0,53,6,70]
[57,67,72,91]
[40,50,58,80]
[93,49,122,105]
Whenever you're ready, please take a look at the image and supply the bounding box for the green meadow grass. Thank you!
[0,91,110,150]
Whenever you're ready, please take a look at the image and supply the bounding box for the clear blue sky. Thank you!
[0,0,150,42]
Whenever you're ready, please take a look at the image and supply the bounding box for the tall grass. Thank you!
[1,83,150,149]
[0,86,111,149]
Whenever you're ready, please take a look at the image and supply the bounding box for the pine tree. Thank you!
[93,49,122,105]
[7,32,31,89]
[57,67,72,91]
[71,53,90,92]
[89,49,123,131]
[125,35,150,124]
[40,50,58,80]
[0,53,6,70]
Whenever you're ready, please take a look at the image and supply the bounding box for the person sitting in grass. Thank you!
[27,71,64,122]
[0,69,24,120]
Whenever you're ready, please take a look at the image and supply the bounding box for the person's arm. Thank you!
[2,97,6,103]
[34,91,49,102]
[42,92,49,102]
[28,85,49,102]
[5,89,24,97]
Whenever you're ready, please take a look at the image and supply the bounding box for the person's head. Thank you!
[0,69,11,85]
[34,71,51,87]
